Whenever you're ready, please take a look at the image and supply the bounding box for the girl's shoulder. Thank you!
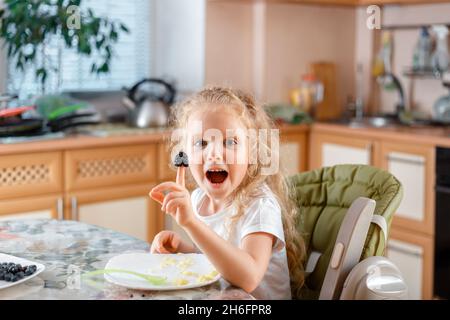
[247,183,281,213]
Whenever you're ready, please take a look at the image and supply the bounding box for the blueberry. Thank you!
[8,266,18,274]
[24,270,32,276]
[0,272,5,281]
[4,273,13,282]
[16,272,24,280]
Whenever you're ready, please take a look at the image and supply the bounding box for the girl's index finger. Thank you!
[176,166,186,188]
[173,151,188,188]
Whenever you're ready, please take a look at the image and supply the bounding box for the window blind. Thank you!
[7,0,151,99]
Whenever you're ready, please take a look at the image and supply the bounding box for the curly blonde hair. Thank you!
[169,86,306,298]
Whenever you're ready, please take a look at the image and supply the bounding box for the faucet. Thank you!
[376,72,406,116]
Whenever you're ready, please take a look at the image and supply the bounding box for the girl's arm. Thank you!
[184,219,274,293]
[150,182,274,293]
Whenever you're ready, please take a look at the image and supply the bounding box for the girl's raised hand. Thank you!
[149,181,195,228]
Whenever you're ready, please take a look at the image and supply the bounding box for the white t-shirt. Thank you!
[190,185,292,300]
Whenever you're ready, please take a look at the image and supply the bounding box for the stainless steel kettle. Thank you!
[122,78,176,128]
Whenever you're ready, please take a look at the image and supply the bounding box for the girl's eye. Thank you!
[224,138,238,147]
[194,139,207,148]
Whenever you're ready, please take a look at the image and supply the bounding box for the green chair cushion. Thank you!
[288,164,403,299]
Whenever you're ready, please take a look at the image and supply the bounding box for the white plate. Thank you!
[0,253,45,290]
[104,253,220,291]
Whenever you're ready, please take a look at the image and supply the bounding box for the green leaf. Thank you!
[97,62,109,73]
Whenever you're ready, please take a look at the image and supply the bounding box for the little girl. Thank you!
[149,87,305,300]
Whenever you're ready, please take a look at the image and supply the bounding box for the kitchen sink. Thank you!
[332,115,401,128]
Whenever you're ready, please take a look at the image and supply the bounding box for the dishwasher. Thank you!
[435,147,450,299]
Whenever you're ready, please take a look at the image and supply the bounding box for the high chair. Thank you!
[289,164,407,300]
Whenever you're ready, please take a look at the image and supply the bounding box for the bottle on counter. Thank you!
[431,25,449,74]
[412,27,432,72]
[290,74,323,115]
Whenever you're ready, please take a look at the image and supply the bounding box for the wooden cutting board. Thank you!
[311,62,340,120]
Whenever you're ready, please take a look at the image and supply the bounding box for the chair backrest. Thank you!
[288,164,403,300]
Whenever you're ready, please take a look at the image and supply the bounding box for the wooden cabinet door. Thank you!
[280,132,308,176]
[309,132,375,169]
[66,183,163,242]
[0,152,63,200]
[0,194,62,221]
[380,143,435,236]
[64,144,156,192]
[387,227,434,300]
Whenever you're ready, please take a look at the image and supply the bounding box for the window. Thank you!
[7,0,151,99]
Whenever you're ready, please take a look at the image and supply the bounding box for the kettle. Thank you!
[122,78,176,128]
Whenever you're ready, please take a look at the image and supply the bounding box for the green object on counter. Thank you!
[35,94,91,120]
[288,164,403,300]
[48,104,86,120]
[82,268,167,286]
[265,103,313,124]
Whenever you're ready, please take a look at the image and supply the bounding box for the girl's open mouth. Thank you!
[205,169,228,184]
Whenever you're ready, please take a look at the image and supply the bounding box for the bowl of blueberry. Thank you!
[0,253,45,289]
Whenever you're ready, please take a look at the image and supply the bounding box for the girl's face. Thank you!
[186,107,249,202]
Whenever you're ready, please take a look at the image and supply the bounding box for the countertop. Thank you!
[0,123,310,155]
[312,122,450,148]
[0,219,253,300]
[1,121,450,155]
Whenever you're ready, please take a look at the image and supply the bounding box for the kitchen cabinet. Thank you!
[64,145,156,192]
[309,132,376,169]
[63,144,159,242]
[380,142,435,236]
[387,227,434,300]
[0,151,63,221]
[280,130,308,175]
[0,194,62,221]
[66,183,161,242]
[0,151,63,200]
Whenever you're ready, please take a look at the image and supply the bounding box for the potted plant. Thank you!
[0,0,129,95]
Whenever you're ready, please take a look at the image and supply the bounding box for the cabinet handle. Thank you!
[71,197,78,221]
[387,243,422,258]
[57,198,64,221]
[436,185,450,195]
[366,143,373,154]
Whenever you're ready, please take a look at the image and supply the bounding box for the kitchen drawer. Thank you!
[380,142,435,236]
[388,227,434,300]
[0,194,62,221]
[158,143,176,181]
[0,152,63,200]
[66,183,162,242]
[65,144,157,191]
